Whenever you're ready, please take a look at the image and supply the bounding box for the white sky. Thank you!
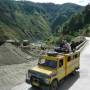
[25,0,90,6]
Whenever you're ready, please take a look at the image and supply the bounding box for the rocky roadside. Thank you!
[0,60,38,90]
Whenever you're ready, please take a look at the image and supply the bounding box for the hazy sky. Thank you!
[24,0,90,6]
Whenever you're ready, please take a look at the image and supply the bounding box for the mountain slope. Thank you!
[51,3,83,34]
[61,4,90,39]
[0,0,83,42]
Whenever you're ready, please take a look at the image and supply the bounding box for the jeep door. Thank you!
[57,58,65,80]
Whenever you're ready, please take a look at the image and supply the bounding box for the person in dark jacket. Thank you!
[59,40,72,53]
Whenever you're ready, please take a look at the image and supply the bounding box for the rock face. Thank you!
[0,42,38,90]
[0,43,31,65]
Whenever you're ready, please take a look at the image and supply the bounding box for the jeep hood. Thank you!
[31,66,55,75]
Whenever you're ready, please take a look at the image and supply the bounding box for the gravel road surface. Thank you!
[11,37,90,90]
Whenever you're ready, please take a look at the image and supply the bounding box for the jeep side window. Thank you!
[68,56,71,62]
[59,59,63,67]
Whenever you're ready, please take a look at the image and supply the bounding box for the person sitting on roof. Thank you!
[55,40,72,53]
[59,40,72,53]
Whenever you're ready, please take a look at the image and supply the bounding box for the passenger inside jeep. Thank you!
[39,59,57,68]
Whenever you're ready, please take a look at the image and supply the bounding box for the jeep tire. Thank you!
[50,80,58,90]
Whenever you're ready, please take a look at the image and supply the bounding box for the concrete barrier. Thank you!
[76,40,87,51]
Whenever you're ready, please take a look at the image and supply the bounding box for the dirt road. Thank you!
[11,37,90,90]
[0,60,38,90]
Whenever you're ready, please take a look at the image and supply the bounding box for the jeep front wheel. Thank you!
[50,80,58,90]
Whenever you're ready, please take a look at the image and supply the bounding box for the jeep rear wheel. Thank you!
[50,80,58,90]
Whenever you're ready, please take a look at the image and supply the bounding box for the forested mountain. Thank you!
[0,0,83,42]
[60,4,90,41]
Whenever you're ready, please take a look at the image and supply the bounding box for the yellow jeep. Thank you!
[26,51,80,90]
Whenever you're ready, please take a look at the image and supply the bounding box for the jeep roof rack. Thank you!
[47,51,58,56]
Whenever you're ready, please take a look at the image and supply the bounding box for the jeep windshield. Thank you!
[38,59,57,68]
